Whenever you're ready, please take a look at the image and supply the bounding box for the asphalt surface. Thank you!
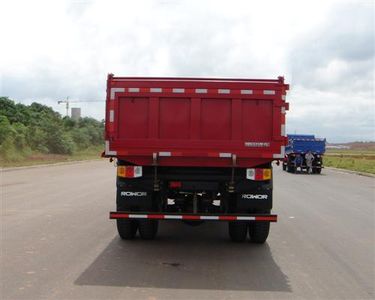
[1,161,374,300]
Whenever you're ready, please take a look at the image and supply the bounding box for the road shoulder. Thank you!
[1,159,104,172]
[325,166,375,178]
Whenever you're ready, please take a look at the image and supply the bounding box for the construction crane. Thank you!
[57,97,104,117]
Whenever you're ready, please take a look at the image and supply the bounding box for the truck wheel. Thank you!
[117,219,138,240]
[249,222,270,244]
[282,164,286,171]
[138,220,158,240]
[228,222,248,242]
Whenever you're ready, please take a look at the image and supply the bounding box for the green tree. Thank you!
[0,115,15,143]
[0,97,104,161]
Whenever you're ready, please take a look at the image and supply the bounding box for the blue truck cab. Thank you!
[283,134,326,174]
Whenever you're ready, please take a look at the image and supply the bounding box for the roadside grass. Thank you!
[326,149,375,156]
[0,145,104,168]
[324,150,375,174]
[3,144,375,174]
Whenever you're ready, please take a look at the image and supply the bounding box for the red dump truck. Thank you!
[105,74,289,243]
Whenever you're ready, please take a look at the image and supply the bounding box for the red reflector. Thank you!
[125,167,134,177]
[219,216,237,221]
[256,216,277,221]
[254,169,262,180]
[148,214,164,219]
[110,213,129,219]
[169,181,182,188]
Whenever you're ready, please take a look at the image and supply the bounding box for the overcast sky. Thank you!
[0,0,374,142]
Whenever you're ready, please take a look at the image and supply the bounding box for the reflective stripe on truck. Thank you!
[110,212,277,222]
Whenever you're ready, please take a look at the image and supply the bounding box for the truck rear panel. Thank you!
[105,75,289,168]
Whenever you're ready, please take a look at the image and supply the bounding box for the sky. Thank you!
[0,0,374,142]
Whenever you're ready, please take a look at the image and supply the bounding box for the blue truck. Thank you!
[282,134,326,174]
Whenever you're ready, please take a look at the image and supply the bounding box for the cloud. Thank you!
[285,1,374,142]
[0,0,373,142]
[286,85,375,142]
[289,2,374,92]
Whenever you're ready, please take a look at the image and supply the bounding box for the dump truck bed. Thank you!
[286,135,326,155]
[105,74,289,167]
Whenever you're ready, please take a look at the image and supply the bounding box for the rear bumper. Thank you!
[110,211,277,222]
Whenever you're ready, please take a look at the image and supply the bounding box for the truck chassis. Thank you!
[282,154,323,174]
[110,161,275,243]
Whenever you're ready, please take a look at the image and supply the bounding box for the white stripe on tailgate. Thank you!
[129,214,147,218]
[264,90,275,95]
[200,216,219,220]
[237,216,256,221]
[241,89,253,94]
[110,88,125,100]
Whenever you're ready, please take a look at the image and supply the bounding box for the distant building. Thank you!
[71,107,81,121]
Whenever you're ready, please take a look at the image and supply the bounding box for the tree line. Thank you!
[0,97,104,161]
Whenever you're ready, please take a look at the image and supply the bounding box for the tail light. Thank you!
[246,168,272,181]
[169,181,182,188]
[117,166,142,178]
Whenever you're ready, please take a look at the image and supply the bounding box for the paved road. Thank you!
[1,161,374,299]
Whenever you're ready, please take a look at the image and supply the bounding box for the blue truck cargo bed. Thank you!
[286,134,326,155]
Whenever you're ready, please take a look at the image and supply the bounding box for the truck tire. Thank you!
[228,222,248,242]
[138,220,158,240]
[117,219,138,240]
[249,221,270,244]
[282,164,286,171]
